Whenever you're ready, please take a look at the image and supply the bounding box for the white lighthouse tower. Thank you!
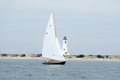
[62,36,70,55]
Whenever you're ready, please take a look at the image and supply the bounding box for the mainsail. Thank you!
[42,13,65,61]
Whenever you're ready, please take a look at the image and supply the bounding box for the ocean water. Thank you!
[0,60,120,80]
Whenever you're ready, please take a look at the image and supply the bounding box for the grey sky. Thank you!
[0,0,120,55]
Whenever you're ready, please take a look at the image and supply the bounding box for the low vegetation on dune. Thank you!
[0,53,120,59]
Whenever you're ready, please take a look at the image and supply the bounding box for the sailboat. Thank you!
[42,13,66,65]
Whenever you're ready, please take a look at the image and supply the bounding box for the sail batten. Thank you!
[42,13,65,61]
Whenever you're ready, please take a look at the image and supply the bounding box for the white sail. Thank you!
[42,13,65,61]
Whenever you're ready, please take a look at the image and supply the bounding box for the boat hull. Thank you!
[42,60,66,65]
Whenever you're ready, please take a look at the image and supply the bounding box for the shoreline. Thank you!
[0,57,120,62]
[66,58,120,62]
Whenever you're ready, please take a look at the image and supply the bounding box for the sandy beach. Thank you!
[65,58,120,62]
[0,57,120,62]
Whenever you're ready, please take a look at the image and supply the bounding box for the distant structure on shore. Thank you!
[62,36,70,55]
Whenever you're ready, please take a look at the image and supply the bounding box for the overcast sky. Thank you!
[0,0,120,55]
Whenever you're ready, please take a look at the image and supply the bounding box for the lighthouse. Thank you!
[62,36,70,55]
